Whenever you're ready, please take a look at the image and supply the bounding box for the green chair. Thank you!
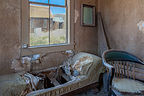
[102,49,144,96]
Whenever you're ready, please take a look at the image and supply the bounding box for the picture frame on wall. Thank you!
[81,4,96,27]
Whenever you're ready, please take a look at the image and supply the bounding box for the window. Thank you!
[21,0,74,55]
[29,0,68,47]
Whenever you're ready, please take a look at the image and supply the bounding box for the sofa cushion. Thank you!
[112,77,144,93]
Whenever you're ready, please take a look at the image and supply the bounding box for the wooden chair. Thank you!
[102,49,144,96]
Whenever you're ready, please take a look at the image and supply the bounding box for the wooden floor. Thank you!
[75,88,108,96]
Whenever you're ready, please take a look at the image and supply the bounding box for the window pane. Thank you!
[49,0,65,6]
[50,7,67,44]
[29,0,48,4]
[30,4,50,46]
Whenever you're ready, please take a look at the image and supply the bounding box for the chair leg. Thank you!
[108,90,116,96]
[103,72,109,92]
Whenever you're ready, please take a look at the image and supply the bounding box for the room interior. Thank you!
[0,0,144,96]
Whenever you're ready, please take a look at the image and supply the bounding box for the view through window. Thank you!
[29,0,67,46]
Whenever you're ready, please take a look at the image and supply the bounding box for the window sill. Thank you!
[21,43,74,56]
[28,43,70,49]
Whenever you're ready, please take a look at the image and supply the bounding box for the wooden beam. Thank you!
[61,73,71,81]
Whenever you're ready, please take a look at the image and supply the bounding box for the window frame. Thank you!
[21,0,74,56]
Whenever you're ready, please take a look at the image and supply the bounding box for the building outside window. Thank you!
[29,0,68,47]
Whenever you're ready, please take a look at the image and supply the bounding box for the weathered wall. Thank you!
[75,0,98,54]
[0,0,21,75]
[99,0,144,60]
[0,0,98,75]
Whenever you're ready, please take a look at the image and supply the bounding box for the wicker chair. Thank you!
[102,49,144,96]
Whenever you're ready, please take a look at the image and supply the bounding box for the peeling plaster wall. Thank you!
[31,52,68,72]
[0,0,21,75]
[99,0,144,60]
[0,0,98,75]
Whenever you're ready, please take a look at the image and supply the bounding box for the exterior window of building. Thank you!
[29,0,68,47]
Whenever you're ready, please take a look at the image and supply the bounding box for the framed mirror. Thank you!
[81,4,96,27]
